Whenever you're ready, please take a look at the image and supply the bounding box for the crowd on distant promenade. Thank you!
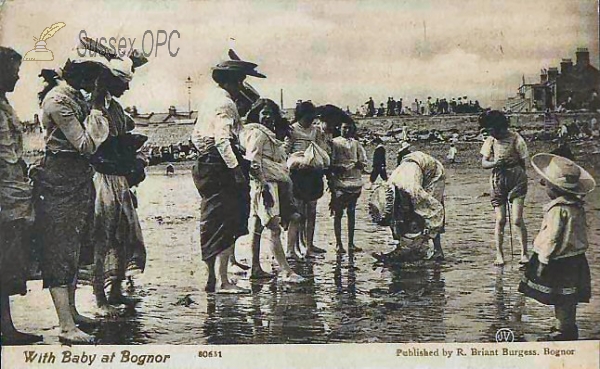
[360,96,483,117]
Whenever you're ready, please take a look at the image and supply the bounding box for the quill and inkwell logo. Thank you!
[23,22,66,61]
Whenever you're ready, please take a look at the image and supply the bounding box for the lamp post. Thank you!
[186,76,193,115]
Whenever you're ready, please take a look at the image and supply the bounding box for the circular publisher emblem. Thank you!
[495,328,514,343]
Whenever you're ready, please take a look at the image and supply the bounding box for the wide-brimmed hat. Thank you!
[75,36,136,82]
[212,60,266,78]
[398,141,411,153]
[368,184,425,239]
[531,153,596,195]
[368,184,395,225]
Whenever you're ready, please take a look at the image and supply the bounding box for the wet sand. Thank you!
[9,142,600,344]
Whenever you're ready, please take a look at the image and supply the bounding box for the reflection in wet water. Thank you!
[100,163,600,344]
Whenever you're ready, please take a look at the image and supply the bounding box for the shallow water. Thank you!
[10,156,600,344]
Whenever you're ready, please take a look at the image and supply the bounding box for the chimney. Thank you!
[560,59,573,75]
[540,69,548,83]
[576,47,590,66]
[548,67,559,81]
[168,105,176,116]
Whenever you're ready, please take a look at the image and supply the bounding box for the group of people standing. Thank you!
[1,44,597,344]
[190,58,372,293]
[1,43,148,344]
[362,96,483,117]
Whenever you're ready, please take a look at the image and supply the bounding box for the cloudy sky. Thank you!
[1,0,598,118]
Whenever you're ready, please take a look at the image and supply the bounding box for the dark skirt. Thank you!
[192,151,250,261]
[0,161,34,296]
[0,220,30,296]
[34,154,95,288]
[518,253,591,306]
[290,168,324,202]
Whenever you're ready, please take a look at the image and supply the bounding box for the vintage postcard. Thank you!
[0,0,599,368]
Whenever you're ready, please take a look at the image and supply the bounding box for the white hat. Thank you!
[532,153,596,195]
[398,141,411,153]
[69,42,134,83]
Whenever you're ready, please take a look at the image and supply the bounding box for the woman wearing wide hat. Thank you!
[519,154,596,341]
[368,142,445,261]
[191,58,265,294]
[36,51,111,343]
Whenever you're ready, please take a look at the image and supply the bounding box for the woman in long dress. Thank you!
[37,58,110,343]
[191,60,264,294]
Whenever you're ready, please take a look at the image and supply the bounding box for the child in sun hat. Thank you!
[518,153,596,341]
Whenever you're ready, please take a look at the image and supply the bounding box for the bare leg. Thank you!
[511,197,528,264]
[93,253,120,317]
[250,217,272,279]
[286,213,304,261]
[306,201,324,254]
[1,293,42,344]
[108,281,139,306]
[228,245,250,271]
[493,204,507,266]
[264,218,305,283]
[204,257,216,292]
[50,286,94,344]
[431,234,444,260]
[334,209,345,253]
[347,202,361,252]
[69,282,97,324]
[216,246,249,294]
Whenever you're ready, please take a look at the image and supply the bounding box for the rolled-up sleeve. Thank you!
[44,97,109,155]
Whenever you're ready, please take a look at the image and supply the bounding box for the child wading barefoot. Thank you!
[329,119,367,253]
[479,110,529,266]
[519,154,596,341]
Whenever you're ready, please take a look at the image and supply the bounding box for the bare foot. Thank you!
[250,269,275,280]
[59,328,95,345]
[216,283,250,294]
[1,330,43,345]
[95,304,122,319]
[494,256,505,266]
[519,255,529,265]
[73,313,98,326]
[349,244,363,252]
[280,273,306,283]
[108,294,141,306]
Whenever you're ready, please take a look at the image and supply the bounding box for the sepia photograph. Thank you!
[0,0,599,367]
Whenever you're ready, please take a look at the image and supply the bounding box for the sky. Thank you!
[0,0,598,119]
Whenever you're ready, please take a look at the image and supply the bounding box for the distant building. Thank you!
[507,48,600,112]
[133,106,198,127]
[132,106,198,147]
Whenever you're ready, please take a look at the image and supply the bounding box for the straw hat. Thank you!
[368,184,395,225]
[368,184,425,239]
[531,153,596,195]
[398,141,411,153]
